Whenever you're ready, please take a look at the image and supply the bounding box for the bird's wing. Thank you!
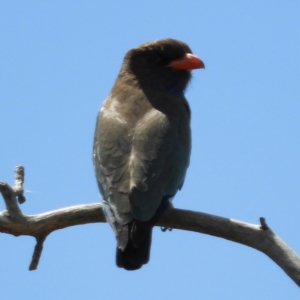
[93,95,191,225]
[129,107,191,221]
[93,98,134,230]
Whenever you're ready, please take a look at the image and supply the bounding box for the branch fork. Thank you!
[0,166,46,270]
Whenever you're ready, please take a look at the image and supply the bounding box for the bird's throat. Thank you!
[168,85,185,97]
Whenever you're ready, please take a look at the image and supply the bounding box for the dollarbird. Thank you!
[93,38,204,270]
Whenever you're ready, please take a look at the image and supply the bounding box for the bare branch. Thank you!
[0,166,26,222]
[1,166,300,287]
[29,235,47,271]
[260,217,269,230]
[159,208,300,287]
[14,165,26,205]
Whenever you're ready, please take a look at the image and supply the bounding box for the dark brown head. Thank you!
[118,39,204,95]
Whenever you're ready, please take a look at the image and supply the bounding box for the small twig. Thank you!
[13,166,26,204]
[0,166,46,270]
[260,217,269,230]
[29,235,47,271]
[0,166,24,219]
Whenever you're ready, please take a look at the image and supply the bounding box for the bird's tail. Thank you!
[116,220,152,271]
[115,196,172,270]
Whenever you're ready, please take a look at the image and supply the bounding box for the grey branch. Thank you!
[1,167,300,287]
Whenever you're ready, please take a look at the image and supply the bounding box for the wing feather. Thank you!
[93,94,191,225]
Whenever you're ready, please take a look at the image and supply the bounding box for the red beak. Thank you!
[167,53,205,70]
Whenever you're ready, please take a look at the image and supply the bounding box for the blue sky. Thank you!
[0,1,299,299]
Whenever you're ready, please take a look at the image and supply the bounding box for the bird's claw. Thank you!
[161,227,173,232]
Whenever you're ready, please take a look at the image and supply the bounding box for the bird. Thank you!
[93,38,204,270]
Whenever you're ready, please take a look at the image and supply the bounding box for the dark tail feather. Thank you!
[116,221,152,271]
[116,197,172,271]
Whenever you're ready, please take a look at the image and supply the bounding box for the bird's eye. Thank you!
[146,54,160,64]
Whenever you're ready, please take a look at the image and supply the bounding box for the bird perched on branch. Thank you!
[93,38,204,270]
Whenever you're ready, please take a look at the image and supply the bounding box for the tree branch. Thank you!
[1,167,300,287]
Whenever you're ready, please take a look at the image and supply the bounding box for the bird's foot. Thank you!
[161,227,172,232]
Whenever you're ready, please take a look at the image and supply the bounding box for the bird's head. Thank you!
[118,39,204,95]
